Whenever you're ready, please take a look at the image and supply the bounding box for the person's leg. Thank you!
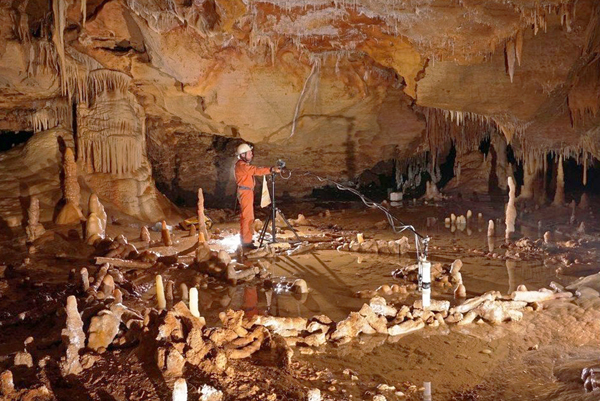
[238,190,255,245]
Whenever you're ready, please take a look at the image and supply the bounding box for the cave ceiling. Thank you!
[0,0,599,164]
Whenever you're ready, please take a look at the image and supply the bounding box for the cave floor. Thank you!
[1,198,600,400]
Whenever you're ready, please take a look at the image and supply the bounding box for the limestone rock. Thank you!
[87,304,126,352]
[388,319,425,336]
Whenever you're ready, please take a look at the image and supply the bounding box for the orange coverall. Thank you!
[235,160,271,245]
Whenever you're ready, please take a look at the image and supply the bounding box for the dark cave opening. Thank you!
[0,131,34,152]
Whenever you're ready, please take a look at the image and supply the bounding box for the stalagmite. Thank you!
[166,280,174,302]
[86,212,102,244]
[180,283,188,302]
[88,194,107,235]
[172,378,187,401]
[140,226,151,242]
[101,275,115,298]
[197,188,210,242]
[553,157,565,206]
[487,220,494,237]
[519,154,541,200]
[80,268,89,291]
[579,193,589,209]
[114,289,123,304]
[156,275,166,310]
[454,284,466,298]
[189,287,200,318]
[161,221,173,246]
[505,177,517,240]
[26,197,45,242]
[0,370,14,395]
[60,296,85,376]
[56,148,84,224]
[543,231,552,244]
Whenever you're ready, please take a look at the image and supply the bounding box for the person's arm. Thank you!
[238,163,273,177]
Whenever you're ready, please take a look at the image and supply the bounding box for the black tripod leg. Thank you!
[258,212,272,247]
[277,209,301,243]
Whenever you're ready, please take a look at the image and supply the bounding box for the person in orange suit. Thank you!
[234,143,280,250]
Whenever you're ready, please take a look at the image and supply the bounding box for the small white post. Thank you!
[424,382,432,401]
[420,258,431,309]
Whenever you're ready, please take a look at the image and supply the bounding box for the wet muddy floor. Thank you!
[1,198,600,400]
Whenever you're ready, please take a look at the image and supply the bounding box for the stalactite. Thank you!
[290,56,321,138]
[52,0,68,95]
[515,30,523,66]
[553,157,565,206]
[568,57,600,127]
[31,100,72,133]
[28,40,60,77]
[78,69,144,175]
[88,69,132,99]
[505,39,516,83]
[81,0,87,28]
[423,107,492,157]
[583,156,588,186]
[12,1,31,44]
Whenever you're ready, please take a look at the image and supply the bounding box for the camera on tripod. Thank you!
[276,159,286,170]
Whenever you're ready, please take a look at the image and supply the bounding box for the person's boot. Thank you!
[242,242,258,250]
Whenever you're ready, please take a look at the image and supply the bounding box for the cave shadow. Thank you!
[52,135,68,222]
[18,182,31,229]
[43,360,95,401]
[487,143,502,196]
[344,128,356,180]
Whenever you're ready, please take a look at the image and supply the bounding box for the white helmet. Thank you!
[236,143,253,158]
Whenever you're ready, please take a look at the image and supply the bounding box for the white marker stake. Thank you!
[421,259,431,309]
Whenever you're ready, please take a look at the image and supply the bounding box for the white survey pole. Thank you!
[420,257,431,309]
[423,382,432,401]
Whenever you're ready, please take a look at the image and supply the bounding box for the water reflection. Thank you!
[506,259,516,294]
[488,236,495,253]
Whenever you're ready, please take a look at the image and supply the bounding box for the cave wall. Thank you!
[0,0,598,217]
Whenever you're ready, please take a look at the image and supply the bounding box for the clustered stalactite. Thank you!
[77,69,145,175]
[30,100,72,133]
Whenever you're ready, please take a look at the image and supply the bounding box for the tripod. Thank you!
[258,172,300,247]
